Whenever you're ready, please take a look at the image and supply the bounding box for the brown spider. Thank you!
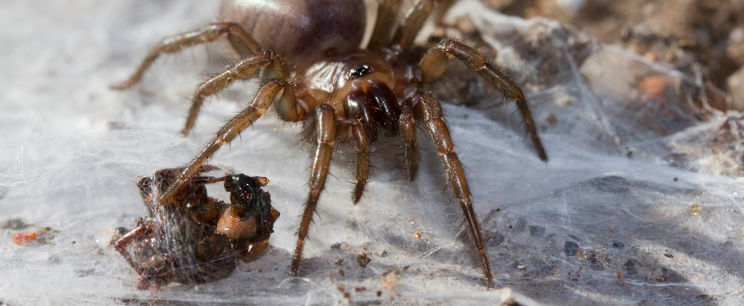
[115,166,279,290]
[113,0,548,287]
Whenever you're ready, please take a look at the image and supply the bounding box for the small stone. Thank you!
[2,218,30,230]
[513,217,527,232]
[356,253,371,268]
[623,259,638,275]
[529,225,546,237]
[564,241,579,256]
[610,240,625,249]
[689,204,703,216]
[12,232,38,245]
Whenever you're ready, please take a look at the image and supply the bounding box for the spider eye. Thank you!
[349,65,372,78]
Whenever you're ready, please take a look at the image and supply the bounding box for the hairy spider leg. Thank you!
[418,92,494,288]
[181,51,275,135]
[399,98,419,181]
[160,80,290,202]
[368,0,403,50]
[420,39,549,161]
[111,22,259,90]
[290,104,337,276]
[391,0,437,51]
[351,121,370,203]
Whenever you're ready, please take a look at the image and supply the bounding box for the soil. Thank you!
[484,0,744,110]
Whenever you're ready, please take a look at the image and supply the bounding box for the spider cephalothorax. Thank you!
[113,0,548,287]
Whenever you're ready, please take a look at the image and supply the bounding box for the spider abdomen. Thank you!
[219,0,366,69]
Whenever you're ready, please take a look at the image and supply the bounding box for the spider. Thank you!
[115,166,280,289]
[112,0,548,287]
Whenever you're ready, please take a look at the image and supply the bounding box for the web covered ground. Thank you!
[1,1,743,305]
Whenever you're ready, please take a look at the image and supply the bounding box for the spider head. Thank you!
[349,64,373,78]
[302,50,401,140]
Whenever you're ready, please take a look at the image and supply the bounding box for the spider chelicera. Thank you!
[113,0,548,287]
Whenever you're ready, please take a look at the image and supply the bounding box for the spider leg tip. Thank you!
[110,78,136,91]
[288,267,299,277]
[538,150,549,162]
[484,274,495,288]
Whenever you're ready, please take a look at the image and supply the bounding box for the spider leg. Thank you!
[351,121,369,203]
[391,0,437,51]
[115,219,157,276]
[420,39,548,161]
[290,104,337,276]
[400,99,419,181]
[433,0,457,27]
[368,0,403,50]
[112,22,260,90]
[418,92,493,288]
[160,80,288,202]
[181,51,276,135]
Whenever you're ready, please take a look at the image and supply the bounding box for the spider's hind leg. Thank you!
[391,0,437,50]
[368,0,403,50]
[433,0,457,27]
[112,22,260,90]
[417,92,493,288]
[420,39,548,161]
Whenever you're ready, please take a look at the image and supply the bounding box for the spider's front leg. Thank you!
[290,104,337,276]
[112,22,259,90]
[417,92,494,288]
[181,51,277,135]
[160,80,291,202]
[420,40,548,161]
